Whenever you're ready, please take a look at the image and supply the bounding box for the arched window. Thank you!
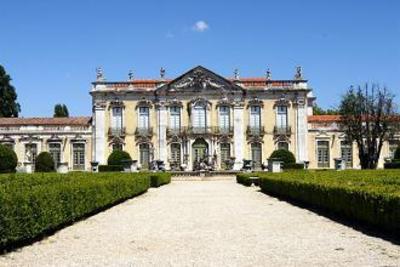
[276,106,288,129]
[169,106,181,131]
[251,143,262,169]
[220,143,231,169]
[139,143,150,169]
[138,107,150,129]
[192,103,206,130]
[250,106,261,130]
[219,106,230,133]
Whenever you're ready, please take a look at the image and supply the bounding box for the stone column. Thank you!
[157,103,168,165]
[93,102,106,165]
[233,102,245,170]
[296,97,308,163]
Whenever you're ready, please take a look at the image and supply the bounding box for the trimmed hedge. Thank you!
[236,173,253,186]
[283,163,304,170]
[269,149,296,166]
[107,150,132,166]
[384,162,400,169]
[35,152,55,172]
[0,144,17,173]
[99,165,124,172]
[150,172,172,187]
[257,170,400,236]
[0,172,151,251]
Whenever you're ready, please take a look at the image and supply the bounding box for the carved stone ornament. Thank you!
[247,97,264,108]
[274,94,290,107]
[96,67,105,81]
[173,69,225,90]
[135,98,153,109]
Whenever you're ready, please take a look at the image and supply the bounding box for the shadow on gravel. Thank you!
[0,191,148,255]
[256,189,400,246]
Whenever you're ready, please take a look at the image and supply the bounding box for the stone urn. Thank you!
[57,162,69,174]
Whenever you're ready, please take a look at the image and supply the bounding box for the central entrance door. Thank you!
[192,138,208,170]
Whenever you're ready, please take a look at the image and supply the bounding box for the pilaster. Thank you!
[93,102,106,164]
[233,101,245,170]
[295,97,308,162]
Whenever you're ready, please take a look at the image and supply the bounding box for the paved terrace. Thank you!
[1,177,399,267]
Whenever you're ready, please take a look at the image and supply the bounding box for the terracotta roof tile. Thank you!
[0,116,92,126]
[308,115,341,123]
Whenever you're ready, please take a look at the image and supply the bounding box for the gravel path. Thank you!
[1,177,399,267]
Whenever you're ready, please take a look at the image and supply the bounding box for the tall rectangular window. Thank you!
[340,141,353,168]
[192,105,206,129]
[72,143,85,170]
[250,106,261,129]
[276,106,288,129]
[139,107,150,129]
[169,106,181,131]
[111,107,122,130]
[317,140,330,168]
[389,141,399,159]
[219,106,230,132]
[49,143,61,167]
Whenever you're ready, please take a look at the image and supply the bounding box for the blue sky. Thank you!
[0,0,399,117]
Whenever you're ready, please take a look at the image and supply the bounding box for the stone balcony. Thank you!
[108,127,126,137]
[135,127,153,138]
[246,126,265,137]
[167,126,234,138]
[273,126,292,136]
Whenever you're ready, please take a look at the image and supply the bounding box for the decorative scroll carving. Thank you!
[135,98,153,109]
[247,97,264,108]
[173,69,225,90]
[274,94,290,107]
[166,98,183,108]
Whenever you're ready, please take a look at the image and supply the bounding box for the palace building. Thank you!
[0,65,398,171]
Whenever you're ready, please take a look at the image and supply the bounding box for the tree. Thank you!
[0,65,21,117]
[339,84,398,169]
[53,104,69,117]
[107,150,131,166]
[35,152,55,172]
[313,104,339,115]
[0,144,18,173]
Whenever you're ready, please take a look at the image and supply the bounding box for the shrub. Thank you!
[99,165,124,172]
[236,173,253,186]
[384,162,400,169]
[283,163,304,170]
[35,152,55,172]
[107,150,132,166]
[259,170,400,236]
[0,144,17,173]
[269,149,296,167]
[394,146,400,161]
[0,172,150,251]
[150,172,172,187]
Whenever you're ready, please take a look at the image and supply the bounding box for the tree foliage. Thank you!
[107,150,132,166]
[313,104,339,115]
[35,152,55,172]
[339,84,398,169]
[53,104,69,117]
[0,65,21,117]
[0,144,18,173]
[269,149,296,165]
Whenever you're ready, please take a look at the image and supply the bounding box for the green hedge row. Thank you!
[256,170,400,236]
[0,172,151,251]
[384,162,400,169]
[236,173,253,186]
[150,172,172,187]
[98,165,124,172]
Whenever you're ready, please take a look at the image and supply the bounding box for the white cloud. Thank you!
[192,20,209,32]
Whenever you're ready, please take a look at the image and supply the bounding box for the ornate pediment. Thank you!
[156,66,243,95]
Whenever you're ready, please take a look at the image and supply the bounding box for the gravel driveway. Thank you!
[1,177,399,267]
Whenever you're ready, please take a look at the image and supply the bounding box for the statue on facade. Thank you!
[25,149,32,162]
[96,67,105,81]
[160,67,166,79]
[128,69,134,81]
[266,68,271,80]
[294,66,303,80]
[234,68,240,80]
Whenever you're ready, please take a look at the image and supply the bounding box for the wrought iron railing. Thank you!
[273,126,291,136]
[246,126,265,137]
[108,127,126,137]
[135,127,153,137]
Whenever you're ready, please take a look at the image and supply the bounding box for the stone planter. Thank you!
[121,160,133,173]
[91,161,99,172]
[57,162,69,174]
[267,158,283,173]
[23,162,33,173]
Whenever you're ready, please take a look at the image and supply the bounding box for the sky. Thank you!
[0,0,399,117]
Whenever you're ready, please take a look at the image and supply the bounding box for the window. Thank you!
[72,143,85,170]
[25,143,37,164]
[340,141,353,168]
[192,103,206,129]
[139,143,150,169]
[112,143,123,151]
[111,107,122,130]
[169,106,181,131]
[251,143,262,169]
[317,140,330,168]
[49,143,61,167]
[278,142,289,150]
[389,140,399,159]
[250,106,261,129]
[220,143,231,169]
[170,143,181,168]
[139,107,150,129]
[276,106,288,129]
[219,106,230,133]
